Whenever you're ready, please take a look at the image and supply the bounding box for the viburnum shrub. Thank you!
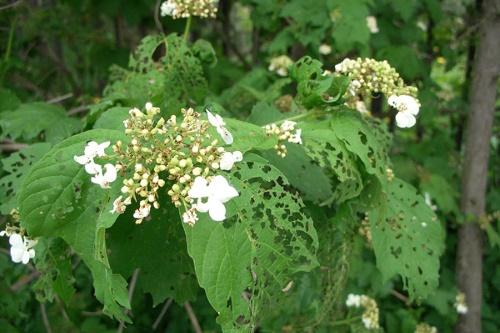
[0,2,458,332]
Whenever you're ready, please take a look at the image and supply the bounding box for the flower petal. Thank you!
[208,199,226,221]
[9,233,23,246]
[217,127,233,145]
[188,177,209,198]
[206,110,224,127]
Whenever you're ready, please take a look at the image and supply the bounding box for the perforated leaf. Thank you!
[183,156,318,331]
[108,201,198,306]
[302,127,363,204]
[0,103,81,143]
[330,110,390,184]
[18,129,131,321]
[0,143,51,214]
[364,178,445,299]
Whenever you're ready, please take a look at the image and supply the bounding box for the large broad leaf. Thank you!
[0,103,81,143]
[330,110,390,185]
[302,127,363,205]
[18,130,131,321]
[224,118,277,153]
[108,201,198,306]
[0,143,52,214]
[327,0,371,52]
[183,156,319,332]
[364,178,445,299]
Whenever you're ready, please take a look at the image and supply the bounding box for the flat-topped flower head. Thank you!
[160,0,218,19]
[188,175,238,221]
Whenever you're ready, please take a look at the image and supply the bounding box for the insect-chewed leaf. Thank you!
[330,110,390,185]
[364,178,445,300]
[183,155,318,331]
[302,127,363,204]
[18,129,126,237]
[18,129,131,322]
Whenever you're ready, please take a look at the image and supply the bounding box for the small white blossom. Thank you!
[110,196,131,214]
[388,95,420,128]
[366,16,379,33]
[288,129,302,144]
[424,192,438,211]
[133,203,151,223]
[74,141,111,176]
[355,101,369,114]
[188,175,238,222]
[8,233,37,265]
[160,0,177,17]
[182,209,199,225]
[219,151,243,171]
[346,293,362,307]
[455,292,468,314]
[91,164,118,189]
[206,110,233,145]
[268,55,293,77]
[319,44,332,55]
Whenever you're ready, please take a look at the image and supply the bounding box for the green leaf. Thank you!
[0,103,81,143]
[364,178,445,299]
[18,129,126,237]
[108,201,198,306]
[328,0,371,52]
[183,156,318,331]
[93,106,129,131]
[0,88,21,112]
[302,127,363,204]
[224,118,277,153]
[330,110,390,185]
[18,129,131,321]
[0,143,52,214]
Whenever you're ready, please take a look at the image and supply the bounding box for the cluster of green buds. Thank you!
[111,103,239,224]
[264,120,302,158]
[160,0,218,19]
[334,57,418,113]
[415,323,438,333]
[268,55,294,77]
[359,214,372,243]
[386,167,395,182]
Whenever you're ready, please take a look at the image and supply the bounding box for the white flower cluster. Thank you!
[1,229,37,265]
[415,323,438,333]
[265,120,302,157]
[74,141,117,189]
[455,292,468,315]
[346,294,380,330]
[77,103,241,226]
[268,55,294,77]
[319,44,332,55]
[160,0,218,19]
[334,57,420,129]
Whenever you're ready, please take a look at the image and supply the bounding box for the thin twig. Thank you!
[152,299,173,330]
[184,302,202,333]
[81,310,104,317]
[40,303,53,333]
[0,141,28,152]
[68,105,90,115]
[11,270,41,291]
[154,0,165,34]
[0,0,23,11]
[117,269,140,333]
[390,289,410,305]
[47,93,73,104]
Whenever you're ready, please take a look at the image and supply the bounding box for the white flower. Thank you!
[424,192,438,211]
[288,129,302,144]
[74,141,111,175]
[319,44,332,55]
[91,164,118,189]
[346,294,362,307]
[456,303,468,314]
[206,110,233,145]
[219,151,243,171]
[388,95,420,128]
[188,175,239,222]
[133,203,151,223]
[281,120,297,132]
[366,16,379,33]
[160,0,177,17]
[84,141,110,158]
[268,55,293,77]
[9,233,36,264]
[182,209,199,225]
[110,196,131,214]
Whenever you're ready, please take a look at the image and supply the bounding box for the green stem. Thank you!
[263,109,325,127]
[329,316,362,327]
[183,16,192,41]
[1,17,16,82]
